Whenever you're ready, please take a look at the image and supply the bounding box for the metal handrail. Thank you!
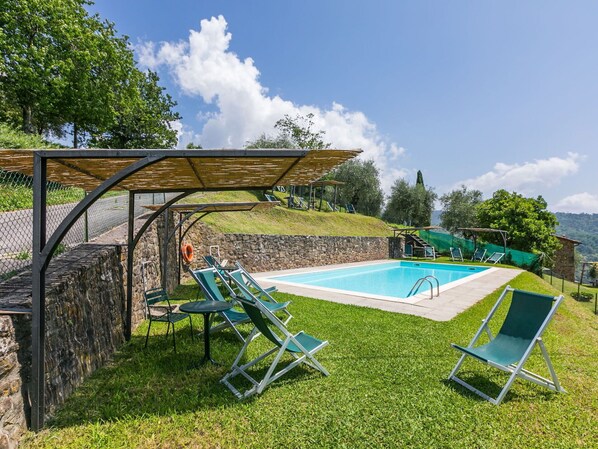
[407,275,440,299]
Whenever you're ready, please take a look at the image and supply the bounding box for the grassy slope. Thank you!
[181,191,395,237]
[21,272,598,448]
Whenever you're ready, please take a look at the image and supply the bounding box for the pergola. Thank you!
[143,201,280,284]
[0,147,360,430]
[308,179,345,211]
[391,226,441,238]
[457,227,509,254]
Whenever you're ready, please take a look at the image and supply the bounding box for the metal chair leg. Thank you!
[145,320,152,348]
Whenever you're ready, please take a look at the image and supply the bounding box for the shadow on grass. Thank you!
[47,318,322,429]
[442,372,559,404]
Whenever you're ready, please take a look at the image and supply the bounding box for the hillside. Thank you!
[181,191,396,237]
[556,212,598,262]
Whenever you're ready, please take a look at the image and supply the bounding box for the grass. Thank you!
[543,273,598,314]
[181,191,396,237]
[21,271,598,448]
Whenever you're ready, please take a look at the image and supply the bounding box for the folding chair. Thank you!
[404,243,414,258]
[220,280,329,399]
[484,252,505,264]
[143,288,194,352]
[448,286,565,405]
[424,245,436,259]
[471,248,486,262]
[450,247,463,262]
[234,261,278,294]
[227,268,292,325]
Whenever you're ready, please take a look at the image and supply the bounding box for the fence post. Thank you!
[83,191,89,242]
[595,293,597,315]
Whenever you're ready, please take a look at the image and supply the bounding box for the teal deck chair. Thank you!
[450,247,463,262]
[404,243,414,258]
[449,286,565,405]
[226,268,292,325]
[472,248,486,262]
[424,245,436,259]
[484,252,505,264]
[221,274,329,399]
[143,288,193,352]
[234,262,277,295]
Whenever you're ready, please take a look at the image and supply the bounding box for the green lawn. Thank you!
[21,271,597,448]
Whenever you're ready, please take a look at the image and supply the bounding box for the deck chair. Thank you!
[484,252,505,264]
[220,279,329,399]
[234,261,277,294]
[326,201,339,212]
[346,203,356,213]
[450,247,463,262]
[143,288,193,352]
[424,245,436,259]
[226,268,292,324]
[265,193,278,202]
[472,248,486,262]
[404,243,414,258]
[203,254,233,275]
[448,286,565,405]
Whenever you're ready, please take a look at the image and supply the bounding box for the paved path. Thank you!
[254,260,523,321]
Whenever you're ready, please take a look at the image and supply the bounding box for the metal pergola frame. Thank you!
[18,147,361,431]
[457,227,509,254]
[142,202,280,285]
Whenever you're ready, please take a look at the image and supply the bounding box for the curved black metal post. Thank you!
[180,212,210,242]
[125,191,136,340]
[31,153,47,431]
[32,154,163,431]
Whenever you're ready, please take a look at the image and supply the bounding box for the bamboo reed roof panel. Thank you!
[143,201,279,213]
[0,148,361,192]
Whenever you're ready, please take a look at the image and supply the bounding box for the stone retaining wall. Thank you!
[181,222,390,275]
[0,215,174,448]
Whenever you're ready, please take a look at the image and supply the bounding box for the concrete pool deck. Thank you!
[253,260,523,321]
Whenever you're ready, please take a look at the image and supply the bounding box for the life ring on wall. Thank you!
[181,243,194,264]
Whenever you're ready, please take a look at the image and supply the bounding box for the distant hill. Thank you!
[555,213,598,262]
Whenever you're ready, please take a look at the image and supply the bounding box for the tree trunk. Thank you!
[73,123,79,148]
[22,106,34,134]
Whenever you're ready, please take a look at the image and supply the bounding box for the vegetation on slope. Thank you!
[182,190,396,237]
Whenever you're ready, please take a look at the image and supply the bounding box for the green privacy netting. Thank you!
[419,230,540,269]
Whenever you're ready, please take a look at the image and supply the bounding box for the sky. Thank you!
[88,0,598,213]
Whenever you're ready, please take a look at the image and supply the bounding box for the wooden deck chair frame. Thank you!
[450,247,463,262]
[448,286,565,405]
[220,279,329,399]
[226,268,292,325]
[188,267,252,342]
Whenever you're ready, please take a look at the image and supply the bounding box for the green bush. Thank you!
[571,291,594,302]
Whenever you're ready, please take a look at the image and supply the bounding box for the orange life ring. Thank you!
[181,243,194,264]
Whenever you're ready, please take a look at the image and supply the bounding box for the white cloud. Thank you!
[455,153,581,197]
[553,192,598,213]
[136,15,403,192]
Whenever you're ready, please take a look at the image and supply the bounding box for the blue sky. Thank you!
[89,0,598,213]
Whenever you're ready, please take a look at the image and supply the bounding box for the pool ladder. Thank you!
[407,275,440,299]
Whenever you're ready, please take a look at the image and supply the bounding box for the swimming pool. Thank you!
[266,261,491,302]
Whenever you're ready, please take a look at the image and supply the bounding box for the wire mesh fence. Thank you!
[0,168,174,281]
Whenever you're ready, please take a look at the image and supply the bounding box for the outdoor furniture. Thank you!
[326,200,339,212]
[227,268,292,325]
[450,247,463,262]
[265,193,278,202]
[484,252,505,264]
[471,248,486,262]
[220,277,329,399]
[404,243,414,258]
[203,254,234,274]
[234,261,277,294]
[179,300,233,365]
[424,245,436,259]
[143,288,194,352]
[189,268,252,342]
[346,203,356,213]
[448,286,565,405]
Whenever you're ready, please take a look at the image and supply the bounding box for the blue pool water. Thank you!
[269,261,489,299]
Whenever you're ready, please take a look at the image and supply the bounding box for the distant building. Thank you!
[554,235,581,282]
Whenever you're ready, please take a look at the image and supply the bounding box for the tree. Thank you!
[186,142,202,149]
[383,173,437,226]
[332,159,384,216]
[274,113,330,149]
[89,70,180,149]
[476,190,560,256]
[439,185,483,234]
[245,132,293,149]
